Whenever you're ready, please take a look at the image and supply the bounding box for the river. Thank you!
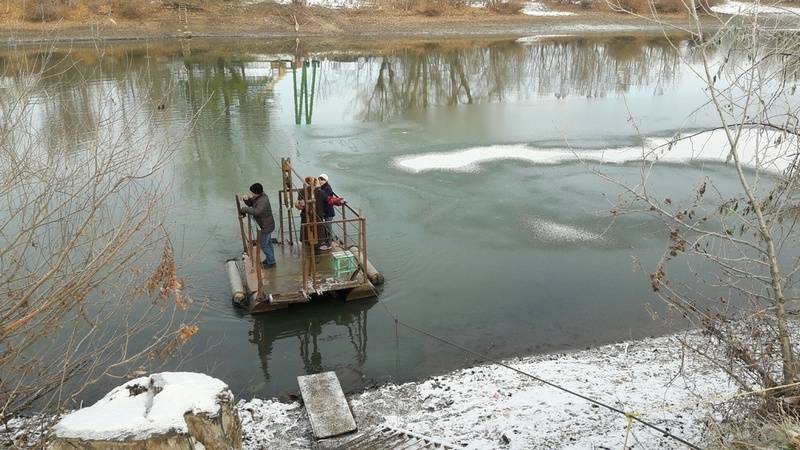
[1,34,756,402]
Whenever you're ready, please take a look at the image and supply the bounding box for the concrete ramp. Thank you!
[298,371,357,439]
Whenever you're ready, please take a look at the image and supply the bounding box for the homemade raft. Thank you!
[226,158,383,314]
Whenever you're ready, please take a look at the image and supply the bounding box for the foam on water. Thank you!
[524,217,603,242]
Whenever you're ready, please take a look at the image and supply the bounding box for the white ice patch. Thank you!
[711,0,800,15]
[524,217,602,242]
[394,128,798,174]
[521,1,577,15]
[53,372,230,441]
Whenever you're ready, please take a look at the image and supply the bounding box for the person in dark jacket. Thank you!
[317,174,344,250]
[240,183,276,268]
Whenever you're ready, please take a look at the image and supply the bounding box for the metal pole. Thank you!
[360,209,367,276]
[342,205,347,248]
[301,223,308,290]
[246,215,253,261]
[254,233,263,299]
[235,195,247,254]
[278,190,285,244]
[307,61,317,124]
[292,61,300,125]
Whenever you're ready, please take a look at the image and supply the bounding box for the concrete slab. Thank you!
[297,371,357,439]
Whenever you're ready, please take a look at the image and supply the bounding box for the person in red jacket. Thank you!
[317,174,345,251]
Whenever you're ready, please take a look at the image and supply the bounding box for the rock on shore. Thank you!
[50,372,242,450]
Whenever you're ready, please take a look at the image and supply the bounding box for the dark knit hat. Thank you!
[249,183,264,195]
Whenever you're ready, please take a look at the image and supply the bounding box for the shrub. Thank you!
[609,0,688,14]
[415,2,444,15]
[609,0,646,12]
[22,0,69,22]
[695,0,723,11]
[488,0,525,14]
[110,0,149,19]
[654,0,683,13]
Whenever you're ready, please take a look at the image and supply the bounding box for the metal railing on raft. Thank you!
[234,157,368,299]
[276,186,368,294]
[235,194,264,299]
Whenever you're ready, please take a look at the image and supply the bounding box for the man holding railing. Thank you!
[240,183,277,268]
[317,174,345,251]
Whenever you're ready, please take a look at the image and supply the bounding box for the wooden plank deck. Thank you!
[298,371,357,439]
[243,241,368,301]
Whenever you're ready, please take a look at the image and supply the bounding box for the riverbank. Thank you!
[236,330,736,449]
[0,1,711,44]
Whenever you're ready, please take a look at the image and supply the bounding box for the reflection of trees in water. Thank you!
[292,60,319,125]
[249,300,373,381]
[0,49,170,153]
[350,37,684,121]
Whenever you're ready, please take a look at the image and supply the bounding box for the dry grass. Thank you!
[410,0,470,16]
[606,0,722,14]
[22,0,70,22]
[375,0,518,16]
[705,407,800,450]
[488,0,525,14]
[110,0,150,19]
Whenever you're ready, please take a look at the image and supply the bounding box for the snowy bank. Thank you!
[235,332,736,449]
[394,128,798,174]
[55,372,229,440]
[711,0,800,15]
[521,1,577,16]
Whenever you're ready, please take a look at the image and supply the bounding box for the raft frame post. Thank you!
[235,195,247,254]
[342,205,347,248]
[359,209,367,277]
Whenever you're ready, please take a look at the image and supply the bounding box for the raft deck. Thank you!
[239,240,377,313]
[231,157,382,314]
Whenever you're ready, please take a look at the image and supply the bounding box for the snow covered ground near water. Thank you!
[55,372,229,440]
[711,0,800,15]
[236,332,735,449]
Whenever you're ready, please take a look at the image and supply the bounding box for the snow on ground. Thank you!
[236,332,736,449]
[54,372,230,440]
[711,0,800,15]
[394,128,798,174]
[521,1,577,15]
[471,0,576,14]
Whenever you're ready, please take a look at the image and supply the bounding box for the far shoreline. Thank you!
[0,9,715,45]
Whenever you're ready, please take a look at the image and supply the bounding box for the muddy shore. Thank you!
[0,4,712,44]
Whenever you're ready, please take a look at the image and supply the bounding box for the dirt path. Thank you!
[0,3,706,43]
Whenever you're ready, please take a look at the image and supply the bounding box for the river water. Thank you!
[3,34,756,401]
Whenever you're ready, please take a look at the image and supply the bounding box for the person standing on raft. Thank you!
[317,174,345,251]
[240,183,276,268]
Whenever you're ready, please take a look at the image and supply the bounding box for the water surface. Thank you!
[3,35,758,401]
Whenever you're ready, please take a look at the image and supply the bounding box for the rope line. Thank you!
[259,152,699,449]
